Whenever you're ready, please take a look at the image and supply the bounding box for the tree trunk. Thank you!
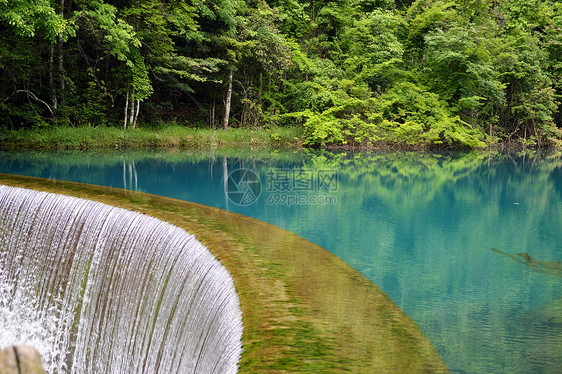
[49,44,57,111]
[133,100,140,128]
[124,91,129,129]
[223,65,234,130]
[57,0,65,107]
[129,91,135,127]
[57,38,64,106]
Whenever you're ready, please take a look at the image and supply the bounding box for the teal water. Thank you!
[1,150,561,373]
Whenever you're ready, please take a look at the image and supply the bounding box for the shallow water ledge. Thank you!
[0,173,448,373]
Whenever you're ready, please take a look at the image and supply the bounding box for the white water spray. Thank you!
[0,185,243,373]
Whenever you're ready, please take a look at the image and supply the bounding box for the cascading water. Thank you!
[0,185,243,373]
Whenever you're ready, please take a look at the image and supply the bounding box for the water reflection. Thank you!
[122,160,138,191]
[0,149,561,373]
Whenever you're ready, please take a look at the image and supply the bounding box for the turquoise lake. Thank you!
[1,149,561,373]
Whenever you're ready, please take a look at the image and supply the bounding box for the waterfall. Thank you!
[0,185,243,373]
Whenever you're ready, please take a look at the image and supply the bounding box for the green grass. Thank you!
[0,124,304,150]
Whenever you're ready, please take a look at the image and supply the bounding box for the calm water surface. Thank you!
[1,149,561,373]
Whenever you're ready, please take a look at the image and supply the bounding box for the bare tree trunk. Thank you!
[57,0,65,107]
[133,100,140,128]
[129,90,135,127]
[241,102,245,127]
[49,44,57,111]
[57,39,64,106]
[124,91,129,129]
[223,65,234,130]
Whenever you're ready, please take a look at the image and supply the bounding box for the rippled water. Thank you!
[1,149,561,373]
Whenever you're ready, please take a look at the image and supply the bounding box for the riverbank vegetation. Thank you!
[0,125,301,149]
[1,0,561,149]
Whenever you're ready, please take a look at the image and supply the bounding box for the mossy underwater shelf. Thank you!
[0,173,448,373]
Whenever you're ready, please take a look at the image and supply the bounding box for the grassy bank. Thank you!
[0,125,303,150]
[2,124,560,151]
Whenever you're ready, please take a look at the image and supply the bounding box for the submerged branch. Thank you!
[492,248,562,278]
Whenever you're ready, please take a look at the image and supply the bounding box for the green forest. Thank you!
[1,0,561,149]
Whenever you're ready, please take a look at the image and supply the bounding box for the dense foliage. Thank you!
[1,0,561,148]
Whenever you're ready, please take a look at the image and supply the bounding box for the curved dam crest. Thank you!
[0,185,243,373]
[0,174,449,373]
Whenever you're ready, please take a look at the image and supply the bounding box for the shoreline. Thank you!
[0,126,303,151]
[1,125,560,152]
